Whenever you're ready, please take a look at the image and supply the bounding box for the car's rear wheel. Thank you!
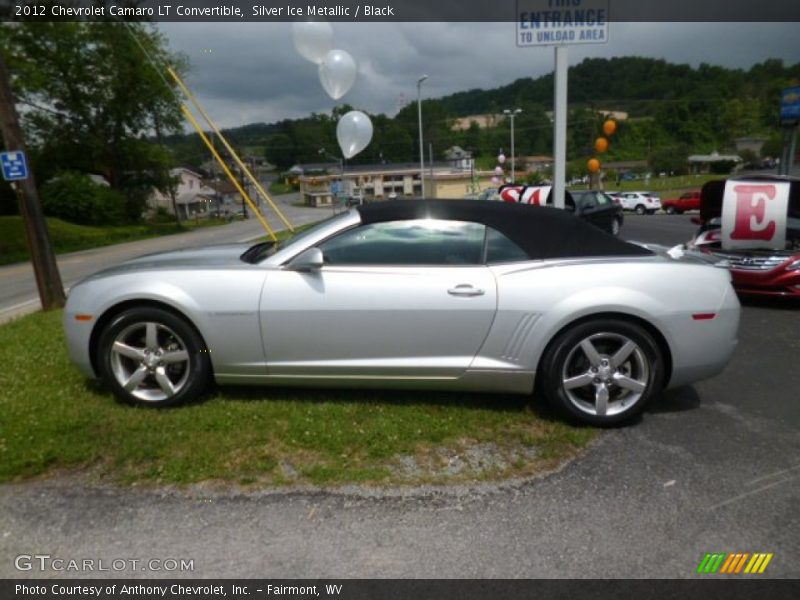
[96,307,212,407]
[611,217,621,236]
[635,205,646,215]
[539,319,665,426]
[665,206,676,215]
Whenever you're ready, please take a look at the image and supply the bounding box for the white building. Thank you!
[149,168,218,219]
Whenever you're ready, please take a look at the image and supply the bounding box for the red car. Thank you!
[689,177,800,297]
[662,190,701,214]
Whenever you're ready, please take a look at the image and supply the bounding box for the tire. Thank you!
[96,307,212,407]
[538,319,665,426]
[665,206,676,215]
[611,217,621,236]
[634,204,646,215]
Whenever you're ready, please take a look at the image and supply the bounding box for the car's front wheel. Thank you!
[539,319,665,426]
[665,206,676,215]
[635,204,646,215]
[611,217,621,236]
[96,307,212,407]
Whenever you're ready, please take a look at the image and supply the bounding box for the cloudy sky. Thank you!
[157,22,800,129]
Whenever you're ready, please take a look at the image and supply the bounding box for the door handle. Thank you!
[447,284,485,297]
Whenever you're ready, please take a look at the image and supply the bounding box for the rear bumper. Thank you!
[665,284,740,389]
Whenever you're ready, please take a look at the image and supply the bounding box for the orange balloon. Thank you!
[594,137,609,153]
[602,119,617,136]
[587,158,601,173]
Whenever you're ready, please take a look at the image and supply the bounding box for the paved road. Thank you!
[1,211,798,579]
[621,212,698,246]
[0,194,330,323]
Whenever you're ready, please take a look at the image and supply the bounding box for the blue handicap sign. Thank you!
[1,150,29,181]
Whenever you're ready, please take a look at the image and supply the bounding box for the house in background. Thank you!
[148,168,217,219]
[734,137,767,157]
[687,151,743,174]
[444,146,474,171]
[520,155,554,173]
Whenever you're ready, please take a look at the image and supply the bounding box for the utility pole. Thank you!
[0,53,65,309]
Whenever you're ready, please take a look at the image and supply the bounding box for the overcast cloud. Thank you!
[157,22,800,129]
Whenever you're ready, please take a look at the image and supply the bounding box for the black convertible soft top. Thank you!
[356,199,652,259]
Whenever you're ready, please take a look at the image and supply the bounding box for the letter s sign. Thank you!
[721,180,789,250]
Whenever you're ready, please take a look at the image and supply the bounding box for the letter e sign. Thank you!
[721,180,789,250]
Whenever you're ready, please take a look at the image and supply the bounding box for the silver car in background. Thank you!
[64,200,739,425]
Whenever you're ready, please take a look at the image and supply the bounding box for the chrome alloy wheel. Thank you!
[109,321,191,402]
[560,332,649,418]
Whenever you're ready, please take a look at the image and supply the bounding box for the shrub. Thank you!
[709,160,739,175]
[41,172,127,225]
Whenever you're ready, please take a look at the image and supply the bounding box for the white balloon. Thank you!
[494,166,504,176]
[498,153,506,164]
[292,22,334,64]
[319,49,357,100]
[337,111,373,159]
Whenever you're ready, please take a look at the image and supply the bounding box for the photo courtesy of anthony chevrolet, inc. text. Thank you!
[0,1,799,599]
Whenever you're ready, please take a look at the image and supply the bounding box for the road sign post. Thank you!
[1,150,28,181]
[0,53,65,310]
[517,0,610,208]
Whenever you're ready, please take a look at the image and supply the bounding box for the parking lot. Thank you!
[0,213,798,578]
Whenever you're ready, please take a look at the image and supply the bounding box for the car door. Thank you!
[259,219,498,379]
[621,193,635,210]
[577,192,614,233]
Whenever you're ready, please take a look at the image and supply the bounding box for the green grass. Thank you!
[0,216,234,266]
[0,310,595,488]
[268,181,297,195]
[569,173,721,197]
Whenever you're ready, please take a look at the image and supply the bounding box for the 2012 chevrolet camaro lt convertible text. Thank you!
[64,200,740,425]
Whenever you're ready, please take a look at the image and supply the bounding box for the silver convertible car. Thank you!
[64,200,740,425]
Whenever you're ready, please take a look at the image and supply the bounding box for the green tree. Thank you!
[41,171,127,225]
[0,20,187,221]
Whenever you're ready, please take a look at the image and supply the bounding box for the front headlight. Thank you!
[786,258,800,271]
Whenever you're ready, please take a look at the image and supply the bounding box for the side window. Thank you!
[595,192,610,205]
[486,227,530,263]
[319,219,486,266]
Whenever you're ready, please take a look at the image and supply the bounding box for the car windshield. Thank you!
[240,212,350,264]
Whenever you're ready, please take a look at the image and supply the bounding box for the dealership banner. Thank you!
[721,180,790,251]
[499,184,553,205]
[2,579,799,600]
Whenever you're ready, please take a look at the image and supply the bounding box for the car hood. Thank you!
[85,243,255,279]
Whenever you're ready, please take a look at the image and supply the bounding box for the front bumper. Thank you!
[731,267,800,297]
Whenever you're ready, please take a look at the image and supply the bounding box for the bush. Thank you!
[709,160,739,175]
[41,172,127,225]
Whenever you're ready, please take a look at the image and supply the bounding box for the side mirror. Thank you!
[286,247,324,271]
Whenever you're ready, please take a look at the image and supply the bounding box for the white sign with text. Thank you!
[517,0,610,47]
[721,180,790,250]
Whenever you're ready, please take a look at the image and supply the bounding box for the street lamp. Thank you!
[503,108,522,183]
[417,74,428,197]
